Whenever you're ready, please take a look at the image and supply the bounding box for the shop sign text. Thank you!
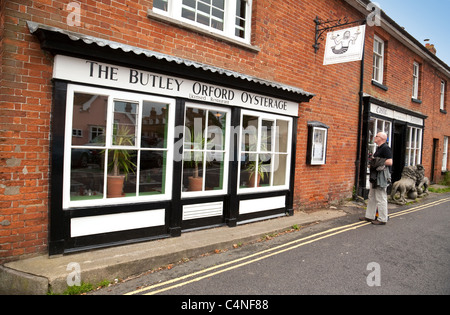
[53,55,298,116]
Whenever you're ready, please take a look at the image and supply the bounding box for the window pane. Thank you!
[198,1,210,14]
[205,152,224,191]
[106,149,137,198]
[72,93,107,147]
[236,0,246,17]
[183,0,196,9]
[241,115,258,151]
[113,101,138,146]
[182,8,195,21]
[183,151,204,192]
[259,154,272,187]
[213,0,224,9]
[70,149,105,201]
[139,151,166,196]
[261,120,273,152]
[185,107,206,150]
[142,102,169,148]
[276,120,289,153]
[154,0,168,11]
[207,110,226,151]
[273,154,287,186]
[240,152,256,188]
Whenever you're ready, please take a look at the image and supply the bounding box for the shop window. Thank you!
[366,117,391,187]
[368,117,391,157]
[152,0,252,42]
[238,111,292,192]
[182,104,230,196]
[64,85,175,208]
[405,126,422,166]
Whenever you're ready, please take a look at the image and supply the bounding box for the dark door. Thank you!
[431,139,439,183]
[392,122,406,183]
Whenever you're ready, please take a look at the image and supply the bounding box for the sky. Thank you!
[372,0,450,66]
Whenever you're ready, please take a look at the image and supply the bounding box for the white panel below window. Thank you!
[71,209,165,237]
[183,202,223,221]
[239,196,286,215]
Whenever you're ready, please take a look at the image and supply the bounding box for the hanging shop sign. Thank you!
[53,55,298,116]
[323,25,366,65]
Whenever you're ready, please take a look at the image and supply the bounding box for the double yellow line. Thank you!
[126,197,450,295]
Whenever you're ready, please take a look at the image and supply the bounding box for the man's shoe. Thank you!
[371,220,386,225]
[359,217,373,222]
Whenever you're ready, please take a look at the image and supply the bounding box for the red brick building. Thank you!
[1,0,449,261]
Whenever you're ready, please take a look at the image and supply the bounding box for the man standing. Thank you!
[360,132,393,225]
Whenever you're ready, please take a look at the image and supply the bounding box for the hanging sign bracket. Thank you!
[313,16,366,53]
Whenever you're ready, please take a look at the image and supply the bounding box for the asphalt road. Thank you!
[93,194,450,297]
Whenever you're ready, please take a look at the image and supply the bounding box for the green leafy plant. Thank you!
[108,125,136,178]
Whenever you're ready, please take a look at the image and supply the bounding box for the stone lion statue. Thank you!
[390,165,429,204]
[415,165,429,197]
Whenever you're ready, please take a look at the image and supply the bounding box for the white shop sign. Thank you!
[53,55,299,116]
[370,103,424,126]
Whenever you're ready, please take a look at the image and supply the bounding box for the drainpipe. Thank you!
[354,20,367,201]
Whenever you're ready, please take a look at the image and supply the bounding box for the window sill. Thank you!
[411,98,422,104]
[372,80,388,91]
[147,10,261,53]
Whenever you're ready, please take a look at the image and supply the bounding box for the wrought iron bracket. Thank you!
[313,16,366,53]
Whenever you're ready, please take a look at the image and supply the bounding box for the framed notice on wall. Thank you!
[307,121,329,165]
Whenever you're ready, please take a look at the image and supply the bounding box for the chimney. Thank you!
[425,43,437,55]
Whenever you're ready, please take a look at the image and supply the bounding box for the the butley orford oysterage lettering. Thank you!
[55,56,296,115]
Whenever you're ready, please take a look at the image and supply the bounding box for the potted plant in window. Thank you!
[245,132,270,187]
[246,157,270,187]
[106,125,136,198]
[188,132,204,192]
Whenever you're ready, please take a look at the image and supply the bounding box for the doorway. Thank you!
[392,122,406,183]
[430,139,439,183]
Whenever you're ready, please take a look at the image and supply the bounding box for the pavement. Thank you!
[0,208,348,295]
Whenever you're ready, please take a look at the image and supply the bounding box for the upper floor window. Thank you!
[153,0,252,43]
[372,36,385,84]
[440,80,446,111]
[412,62,420,100]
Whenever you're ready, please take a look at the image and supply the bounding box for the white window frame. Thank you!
[237,110,292,194]
[368,117,392,157]
[412,62,419,100]
[443,136,448,172]
[63,84,176,209]
[440,80,446,111]
[372,35,385,84]
[181,102,231,198]
[405,126,422,167]
[152,0,253,43]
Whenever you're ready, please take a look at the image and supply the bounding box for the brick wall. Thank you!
[1,0,449,261]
